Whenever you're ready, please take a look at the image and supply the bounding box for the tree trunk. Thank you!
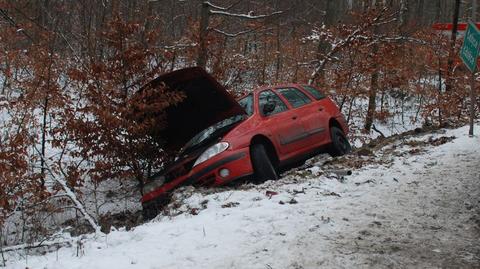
[365,69,378,132]
[261,32,267,84]
[40,97,48,187]
[196,1,210,68]
[275,22,281,82]
[364,3,380,132]
[416,0,425,25]
[445,0,461,93]
[398,0,408,27]
[0,230,6,266]
[347,97,356,124]
[435,0,441,22]
[325,0,335,26]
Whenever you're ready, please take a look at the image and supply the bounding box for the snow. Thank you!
[4,124,480,268]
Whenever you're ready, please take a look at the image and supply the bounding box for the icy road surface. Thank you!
[7,125,480,269]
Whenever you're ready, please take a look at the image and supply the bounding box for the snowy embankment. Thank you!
[5,124,480,269]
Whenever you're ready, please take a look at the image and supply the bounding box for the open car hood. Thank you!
[142,67,246,151]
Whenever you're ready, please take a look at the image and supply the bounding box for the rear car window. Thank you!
[238,94,254,116]
[276,87,312,108]
[258,90,288,116]
[302,85,326,100]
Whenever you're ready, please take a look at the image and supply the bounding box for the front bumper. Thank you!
[141,147,253,203]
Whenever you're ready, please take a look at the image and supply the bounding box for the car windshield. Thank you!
[181,115,245,154]
[238,94,253,116]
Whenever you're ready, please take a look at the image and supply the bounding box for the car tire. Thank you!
[142,196,168,221]
[142,203,158,221]
[328,126,352,157]
[251,143,278,183]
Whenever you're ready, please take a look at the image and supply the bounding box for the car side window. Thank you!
[302,85,326,100]
[276,87,312,108]
[238,94,254,116]
[258,90,288,116]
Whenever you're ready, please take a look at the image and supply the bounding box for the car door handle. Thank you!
[318,107,324,111]
[292,116,297,120]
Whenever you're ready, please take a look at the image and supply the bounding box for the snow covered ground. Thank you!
[5,124,480,269]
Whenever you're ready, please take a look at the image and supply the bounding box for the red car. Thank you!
[141,67,350,218]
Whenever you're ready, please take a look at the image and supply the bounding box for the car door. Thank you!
[257,90,307,156]
[299,85,330,143]
[275,87,328,149]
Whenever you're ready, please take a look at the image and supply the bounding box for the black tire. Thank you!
[142,202,158,221]
[250,143,278,183]
[328,126,352,157]
[142,195,169,221]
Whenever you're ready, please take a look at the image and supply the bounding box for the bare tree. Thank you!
[196,1,282,68]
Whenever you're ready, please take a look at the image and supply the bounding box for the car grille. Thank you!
[194,175,216,187]
[164,159,196,183]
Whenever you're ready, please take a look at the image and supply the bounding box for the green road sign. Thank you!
[460,22,480,73]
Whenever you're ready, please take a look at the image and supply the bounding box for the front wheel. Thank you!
[328,126,351,157]
[142,202,159,221]
[142,195,170,221]
[250,143,278,183]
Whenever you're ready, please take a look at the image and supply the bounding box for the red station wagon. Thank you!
[141,67,350,218]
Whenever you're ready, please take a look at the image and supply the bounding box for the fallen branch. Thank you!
[1,239,72,253]
[324,169,352,176]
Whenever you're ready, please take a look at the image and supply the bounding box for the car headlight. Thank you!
[143,175,165,194]
[193,142,229,167]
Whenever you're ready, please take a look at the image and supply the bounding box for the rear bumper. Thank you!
[141,147,253,203]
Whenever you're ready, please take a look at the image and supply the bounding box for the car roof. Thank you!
[237,83,310,99]
[253,83,308,92]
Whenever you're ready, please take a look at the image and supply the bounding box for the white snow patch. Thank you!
[5,124,480,268]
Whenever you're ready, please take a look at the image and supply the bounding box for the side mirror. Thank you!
[262,101,276,115]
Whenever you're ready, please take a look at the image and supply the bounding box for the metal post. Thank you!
[469,0,477,136]
[470,71,476,136]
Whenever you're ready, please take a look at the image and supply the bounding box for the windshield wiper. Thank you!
[181,119,243,155]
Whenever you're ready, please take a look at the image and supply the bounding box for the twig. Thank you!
[372,124,386,138]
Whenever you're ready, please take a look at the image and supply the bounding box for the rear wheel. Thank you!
[328,126,351,157]
[250,143,278,183]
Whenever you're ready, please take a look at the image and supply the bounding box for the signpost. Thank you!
[460,22,480,73]
[459,21,480,136]
[434,1,478,136]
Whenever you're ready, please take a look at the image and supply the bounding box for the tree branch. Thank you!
[29,138,103,235]
[0,8,33,41]
[308,8,392,84]
[210,27,254,37]
[204,0,242,11]
[209,9,283,19]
